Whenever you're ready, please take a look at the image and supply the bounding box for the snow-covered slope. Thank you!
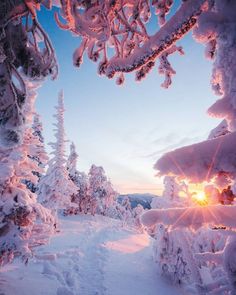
[0,215,180,295]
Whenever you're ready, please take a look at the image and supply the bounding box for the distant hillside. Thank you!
[118,193,159,209]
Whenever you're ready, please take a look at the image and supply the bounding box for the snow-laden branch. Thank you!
[0,1,57,147]
[105,0,206,78]
[155,131,236,183]
[141,205,236,230]
[54,0,206,85]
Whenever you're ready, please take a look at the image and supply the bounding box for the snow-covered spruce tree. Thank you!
[38,91,77,213]
[67,142,79,182]
[88,164,117,216]
[31,113,49,175]
[73,171,89,214]
[23,113,49,193]
[0,80,54,266]
[66,142,90,214]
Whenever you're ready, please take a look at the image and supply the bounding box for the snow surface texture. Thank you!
[0,215,181,295]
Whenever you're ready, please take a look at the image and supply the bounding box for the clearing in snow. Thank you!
[0,215,181,295]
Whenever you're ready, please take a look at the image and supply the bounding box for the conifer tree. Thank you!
[23,113,49,193]
[38,91,77,212]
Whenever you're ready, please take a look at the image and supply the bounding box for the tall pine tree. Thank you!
[38,91,77,212]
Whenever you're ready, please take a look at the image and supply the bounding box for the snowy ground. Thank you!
[0,215,181,295]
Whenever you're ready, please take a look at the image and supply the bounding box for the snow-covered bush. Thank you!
[153,225,202,287]
[142,205,236,293]
[148,177,203,288]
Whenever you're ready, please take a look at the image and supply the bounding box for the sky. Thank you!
[35,4,220,195]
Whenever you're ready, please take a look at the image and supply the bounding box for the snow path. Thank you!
[0,215,181,295]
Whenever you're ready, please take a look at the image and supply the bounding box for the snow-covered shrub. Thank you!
[132,204,145,232]
[153,226,202,287]
[142,205,236,293]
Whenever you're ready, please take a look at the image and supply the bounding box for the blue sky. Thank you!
[36,6,219,195]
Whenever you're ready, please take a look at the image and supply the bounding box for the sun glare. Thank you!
[193,191,208,206]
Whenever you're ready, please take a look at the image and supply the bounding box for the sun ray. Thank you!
[205,205,221,226]
[172,207,193,228]
[168,154,187,180]
[205,136,224,182]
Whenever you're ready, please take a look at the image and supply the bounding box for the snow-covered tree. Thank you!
[73,172,89,214]
[0,80,54,266]
[132,204,145,232]
[31,113,49,172]
[88,164,117,216]
[65,142,90,214]
[38,91,77,212]
[23,113,49,193]
[0,2,57,147]
[67,142,78,181]
[162,176,180,201]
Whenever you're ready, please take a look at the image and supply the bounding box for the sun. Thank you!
[192,191,208,206]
